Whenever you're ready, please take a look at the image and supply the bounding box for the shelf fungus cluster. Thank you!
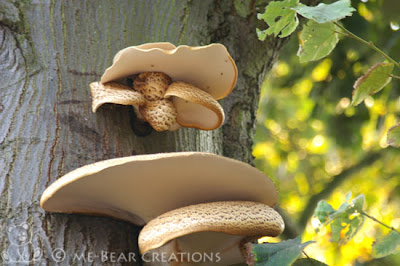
[90,43,238,131]
[41,152,284,265]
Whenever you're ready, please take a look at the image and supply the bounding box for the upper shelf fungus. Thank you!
[90,43,238,132]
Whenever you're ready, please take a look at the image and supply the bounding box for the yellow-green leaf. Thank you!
[257,0,299,39]
[387,124,400,148]
[352,62,394,106]
[298,21,339,63]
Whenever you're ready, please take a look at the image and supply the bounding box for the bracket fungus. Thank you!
[90,43,237,132]
[40,152,284,265]
[139,201,284,266]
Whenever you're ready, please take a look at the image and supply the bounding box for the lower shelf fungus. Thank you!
[40,152,284,265]
[139,201,284,266]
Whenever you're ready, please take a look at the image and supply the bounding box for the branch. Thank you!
[298,149,387,228]
[334,22,400,69]
[361,210,400,233]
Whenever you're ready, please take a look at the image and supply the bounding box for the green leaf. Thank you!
[330,218,345,242]
[351,194,365,212]
[345,191,352,202]
[234,0,250,18]
[252,237,315,266]
[387,124,400,148]
[314,194,366,244]
[329,194,365,244]
[372,230,400,258]
[313,201,335,224]
[292,0,356,23]
[352,62,394,106]
[257,0,299,39]
[293,258,328,266]
[297,21,339,63]
[344,214,365,243]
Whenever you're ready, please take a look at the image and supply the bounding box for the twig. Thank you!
[334,22,400,69]
[302,251,320,265]
[360,210,400,233]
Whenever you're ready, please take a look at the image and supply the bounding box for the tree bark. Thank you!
[0,0,284,265]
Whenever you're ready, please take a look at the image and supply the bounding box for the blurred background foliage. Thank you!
[253,0,400,264]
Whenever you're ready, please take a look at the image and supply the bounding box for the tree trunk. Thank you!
[0,0,284,265]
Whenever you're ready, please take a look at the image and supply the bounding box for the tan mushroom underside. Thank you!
[142,232,247,266]
[101,43,237,100]
[40,152,278,226]
[133,42,177,52]
[165,82,225,130]
[90,82,146,112]
[139,201,284,254]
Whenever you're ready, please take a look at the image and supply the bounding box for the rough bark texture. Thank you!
[0,0,284,265]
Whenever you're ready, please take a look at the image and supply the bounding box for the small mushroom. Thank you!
[89,43,237,132]
[139,201,284,266]
[164,82,224,130]
[90,82,146,112]
[40,152,278,226]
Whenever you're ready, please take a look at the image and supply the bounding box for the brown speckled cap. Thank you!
[90,82,146,112]
[139,201,284,265]
[139,99,178,132]
[139,201,284,254]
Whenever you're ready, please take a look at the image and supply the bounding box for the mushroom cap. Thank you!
[164,81,225,130]
[100,43,238,100]
[139,99,178,132]
[133,72,172,101]
[90,82,146,112]
[139,201,284,254]
[40,152,278,226]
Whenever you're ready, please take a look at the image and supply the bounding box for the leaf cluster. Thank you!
[257,0,400,146]
[314,193,365,244]
[314,193,400,260]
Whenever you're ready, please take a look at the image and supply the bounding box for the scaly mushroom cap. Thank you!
[101,43,237,100]
[139,201,285,255]
[139,99,178,132]
[133,72,172,101]
[90,82,146,112]
[40,152,278,226]
[165,82,224,130]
